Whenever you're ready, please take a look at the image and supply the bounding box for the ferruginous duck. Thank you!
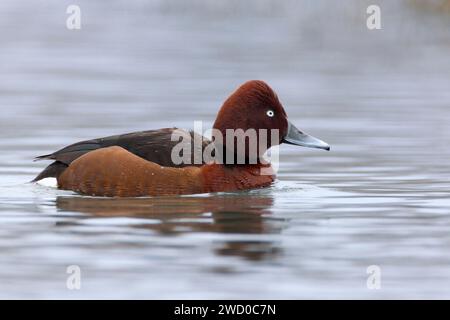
[33,80,330,197]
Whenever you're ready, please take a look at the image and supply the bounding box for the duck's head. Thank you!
[213,80,330,162]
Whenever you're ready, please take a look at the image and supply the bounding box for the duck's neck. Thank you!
[200,162,275,193]
[212,143,267,166]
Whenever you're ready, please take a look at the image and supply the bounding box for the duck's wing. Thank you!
[33,128,210,181]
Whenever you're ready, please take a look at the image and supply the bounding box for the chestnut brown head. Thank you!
[212,80,330,163]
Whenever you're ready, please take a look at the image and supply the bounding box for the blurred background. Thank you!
[0,0,449,299]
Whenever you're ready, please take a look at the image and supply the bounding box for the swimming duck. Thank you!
[33,80,330,197]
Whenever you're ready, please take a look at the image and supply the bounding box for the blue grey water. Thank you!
[0,0,450,298]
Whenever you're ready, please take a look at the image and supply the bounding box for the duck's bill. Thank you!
[282,121,330,151]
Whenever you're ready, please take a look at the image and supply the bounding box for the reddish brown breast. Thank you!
[58,146,275,197]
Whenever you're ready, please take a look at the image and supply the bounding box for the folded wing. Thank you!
[33,128,210,181]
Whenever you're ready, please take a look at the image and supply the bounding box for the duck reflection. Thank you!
[55,192,283,261]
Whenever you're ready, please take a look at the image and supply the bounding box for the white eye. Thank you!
[266,110,275,117]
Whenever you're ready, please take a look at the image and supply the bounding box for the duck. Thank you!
[33,80,330,197]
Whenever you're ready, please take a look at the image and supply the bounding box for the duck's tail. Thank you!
[32,161,68,182]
